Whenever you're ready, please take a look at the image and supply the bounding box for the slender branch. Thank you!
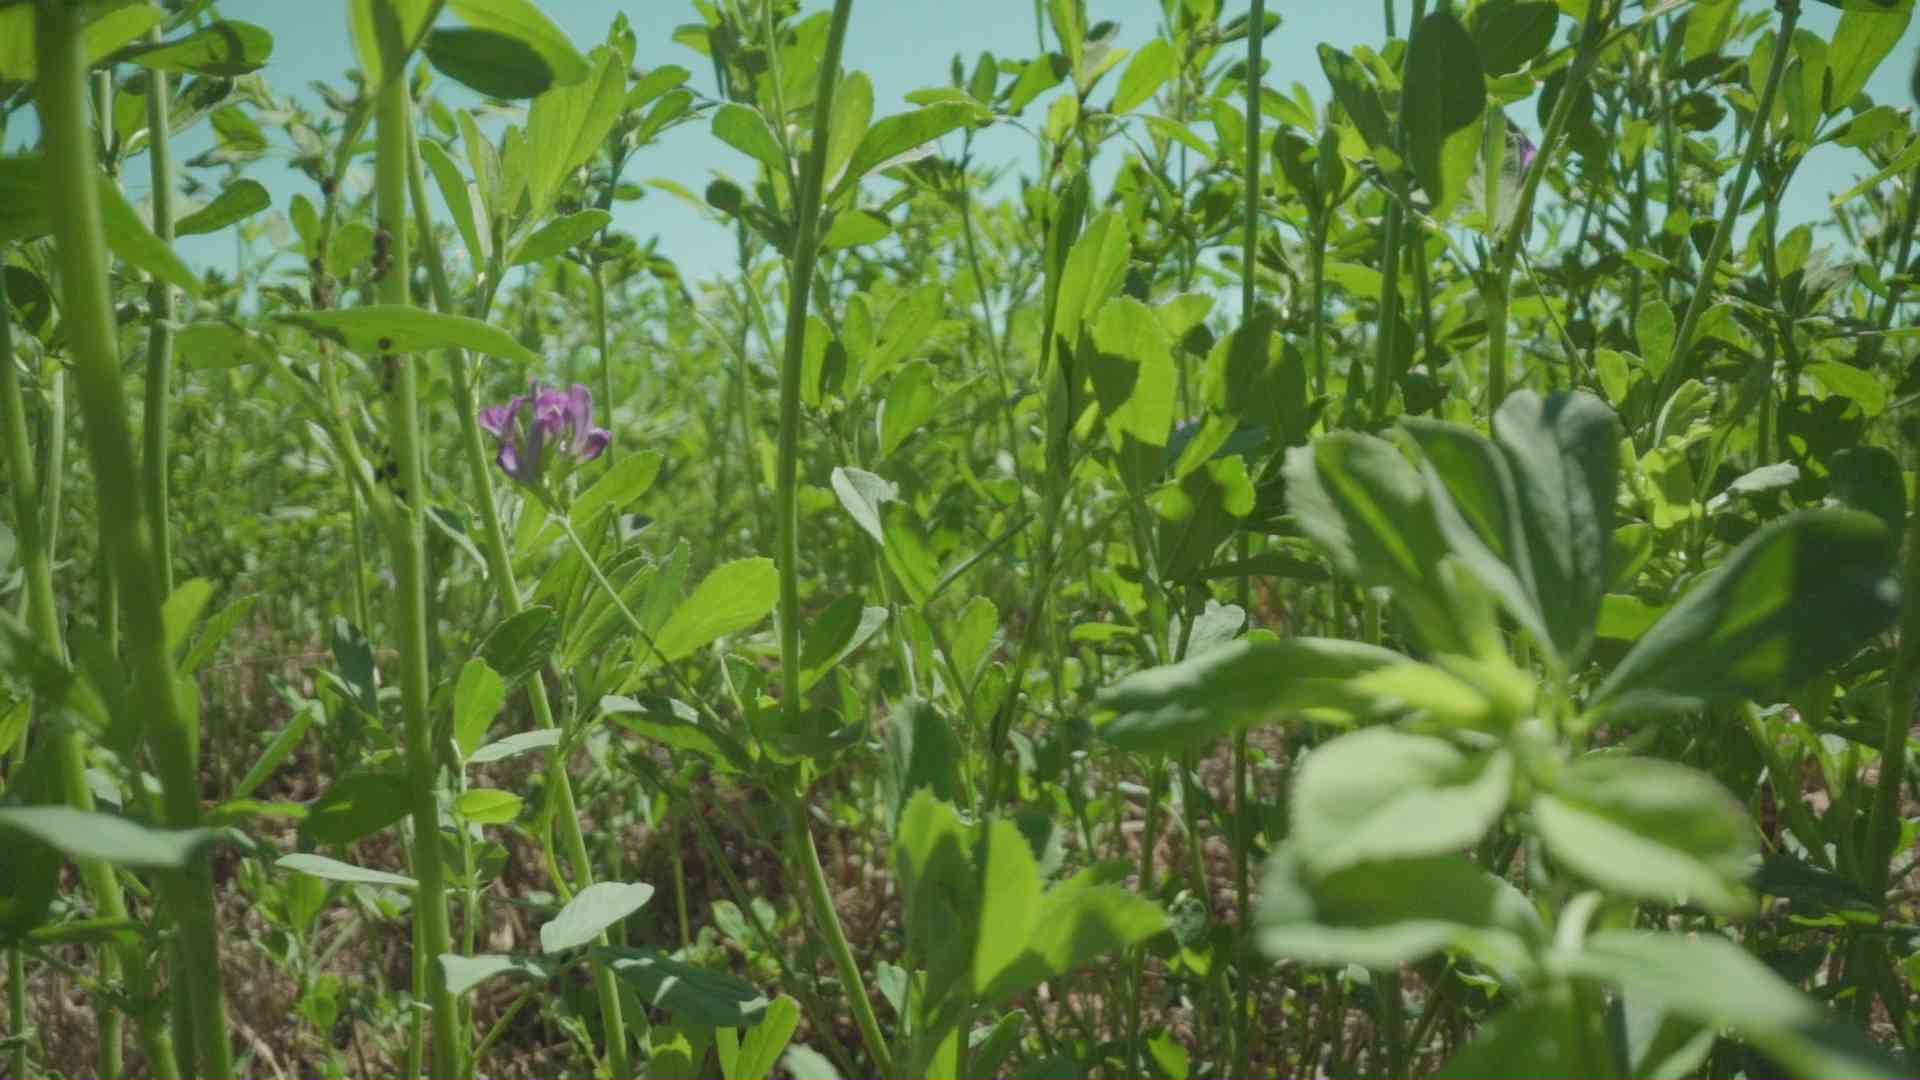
[1664,0,1800,392]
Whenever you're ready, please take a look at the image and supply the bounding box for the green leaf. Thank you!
[161,577,214,664]
[883,699,965,822]
[478,605,560,687]
[421,137,490,262]
[454,788,523,824]
[879,360,940,459]
[1825,2,1911,111]
[1284,433,1465,652]
[1111,36,1174,113]
[508,208,612,266]
[1404,11,1486,218]
[229,699,317,802]
[520,48,626,221]
[425,27,557,100]
[468,728,562,765]
[1469,1,1559,76]
[1433,1000,1581,1078]
[541,881,656,953]
[1534,756,1756,913]
[824,73,874,192]
[569,449,662,532]
[440,953,556,995]
[273,306,541,364]
[732,995,802,1080]
[276,853,416,889]
[175,179,269,236]
[1051,210,1131,354]
[974,818,1044,996]
[182,594,258,675]
[596,947,771,1027]
[712,103,788,179]
[0,5,173,82]
[1259,849,1542,972]
[1808,360,1886,417]
[1564,931,1906,1080]
[820,208,891,249]
[653,558,778,662]
[1492,390,1619,666]
[781,1045,841,1080]
[1593,510,1898,715]
[303,773,413,845]
[119,20,274,76]
[831,102,983,203]
[979,867,1169,1004]
[1318,44,1393,152]
[799,596,888,692]
[447,0,590,88]
[1293,729,1513,876]
[1636,300,1676,381]
[1096,637,1404,754]
[830,466,896,547]
[453,657,507,759]
[1401,419,1553,655]
[602,695,748,773]
[1829,446,1906,536]
[174,321,278,369]
[99,178,201,297]
[1089,296,1176,448]
[0,807,219,870]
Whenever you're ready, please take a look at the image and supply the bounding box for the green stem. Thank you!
[777,0,853,732]
[6,948,24,1080]
[370,49,461,1080]
[1371,194,1405,423]
[142,18,176,597]
[765,4,894,1072]
[32,4,230,1074]
[1665,0,1799,392]
[787,795,897,1078]
[404,122,630,1078]
[1488,0,1612,411]
[1232,13,1263,1065]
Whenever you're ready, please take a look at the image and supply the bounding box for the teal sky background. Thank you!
[23,1,1920,289]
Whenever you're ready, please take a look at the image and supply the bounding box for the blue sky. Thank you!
[28,1,1920,287]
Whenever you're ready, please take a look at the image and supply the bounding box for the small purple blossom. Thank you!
[478,381,611,502]
[1509,130,1538,174]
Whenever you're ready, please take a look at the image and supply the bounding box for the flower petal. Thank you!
[478,403,514,437]
[578,427,611,462]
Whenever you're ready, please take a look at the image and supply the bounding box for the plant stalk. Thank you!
[32,2,231,1072]
[1665,0,1799,392]
[142,19,176,596]
[370,41,462,1079]
[404,115,630,1079]
[767,1,895,1072]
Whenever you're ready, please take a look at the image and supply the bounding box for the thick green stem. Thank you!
[142,20,177,596]
[32,5,231,1075]
[1665,0,1799,391]
[371,53,462,1080]
[777,0,853,731]
[767,2,894,1072]
[404,125,629,1079]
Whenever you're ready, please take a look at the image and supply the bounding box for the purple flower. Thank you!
[478,381,611,503]
[1509,130,1538,174]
